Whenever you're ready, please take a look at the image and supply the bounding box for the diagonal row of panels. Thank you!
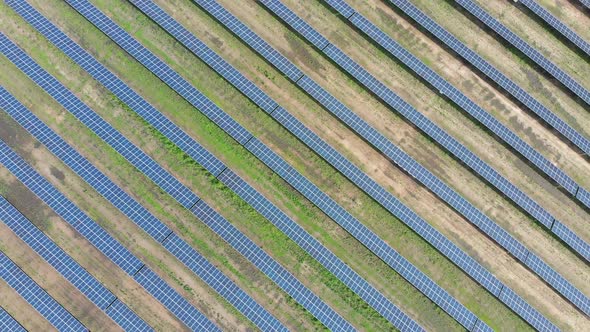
[0,185,150,331]
[454,0,590,108]
[0,82,283,331]
[0,5,349,329]
[309,0,590,309]
[0,307,26,332]
[9,0,426,330]
[0,250,87,332]
[0,49,219,329]
[77,0,496,329]
[65,0,491,329]
[517,0,590,56]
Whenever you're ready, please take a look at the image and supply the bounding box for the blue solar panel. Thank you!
[0,82,278,331]
[455,0,590,107]
[0,135,218,332]
[580,0,590,9]
[0,252,87,332]
[7,3,345,330]
[518,0,590,56]
[384,0,590,164]
[0,307,26,332]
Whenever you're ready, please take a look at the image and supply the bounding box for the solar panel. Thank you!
[0,252,87,332]
[4,4,346,329]
[580,0,590,9]
[455,0,590,107]
[0,194,153,331]
[0,100,217,331]
[0,307,26,332]
[71,0,484,328]
[518,0,590,56]
[384,0,590,165]
[0,83,278,332]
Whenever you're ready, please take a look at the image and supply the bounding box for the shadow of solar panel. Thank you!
[455,0,590,107]
[519,0,590,56]
[0,252,87,332]
[0,307,26,332]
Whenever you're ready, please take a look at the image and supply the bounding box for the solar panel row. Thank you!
[455,0,590,107]
[0,307,26,332]
[206,1,572,326]
[384,0,590,261]
[3,4,346,329]
[80,0,486,329]
[581,0,590,10]
[0,80,281,332]
[0,191,152,331]
[0,78,218,332]
[315,0,590,309]
[517,0,590,56]
[0,251,87,332]
[384,0,590,167]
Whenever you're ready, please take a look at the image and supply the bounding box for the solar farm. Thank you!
[0,0,588,331]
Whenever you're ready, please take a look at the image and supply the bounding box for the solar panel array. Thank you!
[455,0,590,107]
[581,0,590,10]
[384,0,590,162]
[69,0,491,329]
[0,78,218,332]
[518,0,590,56]
[2,5,347,330]
[0,191,152,331]
[0,307,26,332]
[0,80,281,332]
[0,251,87,332]
[215,0,588,324]
[257,0,589,320]
[319,0,590,306]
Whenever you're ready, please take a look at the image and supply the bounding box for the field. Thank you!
[0,0,588,331]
